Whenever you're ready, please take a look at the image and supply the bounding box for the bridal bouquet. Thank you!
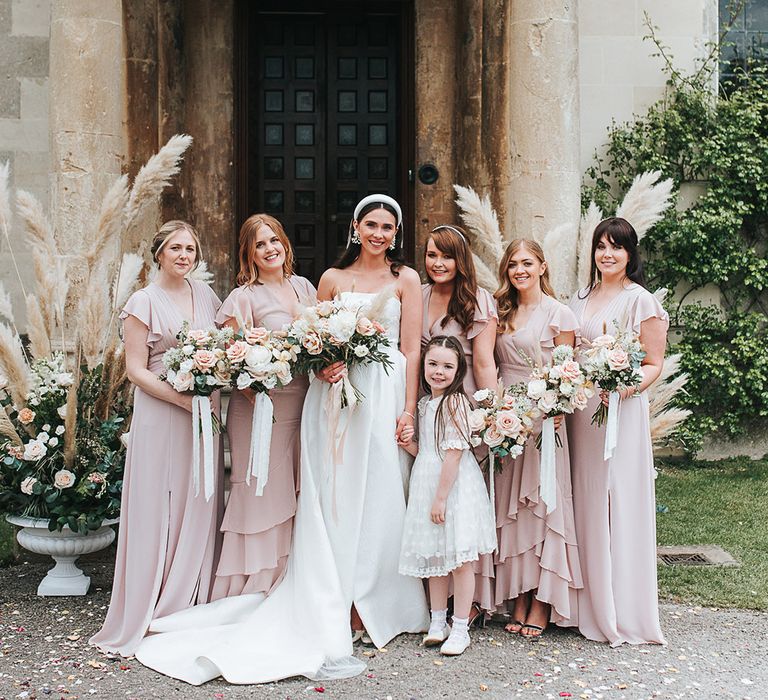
[225,326,298,495]
[161,322,234,500]
[525,345,594,513]
[469,383,539,470]
[286,296,393,408]
[581,324,645,460]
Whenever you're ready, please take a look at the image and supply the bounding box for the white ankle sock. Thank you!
[451,616,469,634]
[430,609,448,626]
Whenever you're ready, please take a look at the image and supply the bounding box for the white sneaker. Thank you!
[422,622,451,646]
[440,627,470,655]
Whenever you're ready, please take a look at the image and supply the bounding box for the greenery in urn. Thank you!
[0,135,195,533]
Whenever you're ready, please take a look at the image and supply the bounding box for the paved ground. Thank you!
[1,551,767,699]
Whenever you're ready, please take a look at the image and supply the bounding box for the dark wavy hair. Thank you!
[420,335,471,451]
[334,201,404,277]
[426,226,480,334]
[582,217,646,296]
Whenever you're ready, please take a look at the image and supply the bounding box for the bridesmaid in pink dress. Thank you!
[420,225,498,615]
[91,221,224,657]
[211,214,316,600]
[492,239,582,638]
[566,217,667,646]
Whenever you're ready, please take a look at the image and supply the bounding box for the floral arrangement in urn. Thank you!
[0,135,194,534]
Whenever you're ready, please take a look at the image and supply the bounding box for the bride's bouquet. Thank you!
[525,345,594,513]
[225,326,298,495]
[286,296,393,408]
[581,323,645,460]
[161,322,234,501]
[469,382,539,471]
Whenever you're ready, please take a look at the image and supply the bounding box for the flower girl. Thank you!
[398,336,497,655]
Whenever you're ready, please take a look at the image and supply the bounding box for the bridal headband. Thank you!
[353,194,403,227]
[431,224,467,243]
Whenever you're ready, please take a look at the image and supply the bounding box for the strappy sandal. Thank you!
[504,619,525,634]
[520,623,546,638]
[351,629,365,643]
[467,603,486,629]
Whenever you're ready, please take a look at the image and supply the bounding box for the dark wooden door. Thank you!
[236,2,411,283]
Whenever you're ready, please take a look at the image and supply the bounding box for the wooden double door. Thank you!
[236,1,413,283]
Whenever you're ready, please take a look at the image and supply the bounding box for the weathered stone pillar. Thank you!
[49,0,125,251]
[508,0,580,253]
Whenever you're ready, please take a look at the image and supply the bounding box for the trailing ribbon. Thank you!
[246,391,274,496]
[604,391,620,461]
[488,450,497,553]
[191,395,215,502]
[324,372,359,521]
[539,417,557,514]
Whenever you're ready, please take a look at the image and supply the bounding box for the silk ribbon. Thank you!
[191,395,215,502]
[540,417,557,514]
[246,391,274,496]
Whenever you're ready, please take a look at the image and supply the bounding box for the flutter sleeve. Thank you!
[541,298,581,349]
[438,395,472,452]
[467,287,499,340]
[294,276,318,306]
[629,288,670,334]
[216,287,252,328]
[119,289,162,348]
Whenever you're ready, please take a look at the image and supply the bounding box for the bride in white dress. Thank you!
[134,195,428,684]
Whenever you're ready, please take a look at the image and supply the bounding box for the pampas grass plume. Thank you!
[473,254,498,292]
[0,405,22,445]
[16,189,57,258]
[0,281,13,324]
[615,171,675,241]
[62,377,79,469]
[25,294,51,360]
[86,174,130,267]
[543,222,577,299]
[577,202,603,289]
[113,252,145,311]
[186,260,214,285]
[0,323,29,407]
[454,184,505,272]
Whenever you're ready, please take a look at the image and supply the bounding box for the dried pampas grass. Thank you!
[365,285,397,323]
[577,202,603,289]
[86,174,130,269]
[0,405,22,445]
[32,250,56,337]
[25,294,51,360]
[0,161,11,238]
[62,376,79,469]
[615,171,675,242]
[543,222,577,299]
[0,281,13,324]
[124,134,193,231]
[648,354,691,446]
[16,189,57,259]
[113,252,145,312]
[473,254,498,292]
[0,323,29,407]
[80,275,110,370]
[187,260,214,285]
[651,408,691,448]
[454,185,505,273]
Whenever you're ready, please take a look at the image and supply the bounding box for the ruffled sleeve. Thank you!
[541,297,581,349]
[438,395,471,452]
[629,287,670,334]
[120,288,163,348]
[216,287,252,328]
[467,287,499,340]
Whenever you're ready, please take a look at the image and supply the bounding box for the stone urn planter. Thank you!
[5,515,117,596]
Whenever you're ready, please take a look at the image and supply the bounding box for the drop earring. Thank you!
[389,237,396,251]
[351,228,361,244]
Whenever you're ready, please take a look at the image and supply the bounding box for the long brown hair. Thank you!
[426,226,479,333]
[494,239,555,333]
[236,214,294,286]
[334,200,404,277]
[581,217,646,297]
[420,335,471,451]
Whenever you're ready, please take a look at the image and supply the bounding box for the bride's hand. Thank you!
[317,361,346,384]
[395,411,414,440]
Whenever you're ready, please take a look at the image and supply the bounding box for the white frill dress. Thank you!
[134,291,428,685]
[399,396,497,579]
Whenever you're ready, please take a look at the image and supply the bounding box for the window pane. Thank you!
[369,124,387,145]
[295,124,314,145]
[265,90,283,112]
[338,91,357,112]
[295,157,315,179]
[265,124,284,145]
[338,124,357,145]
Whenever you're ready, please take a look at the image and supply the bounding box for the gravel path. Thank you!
[1,552,766,699]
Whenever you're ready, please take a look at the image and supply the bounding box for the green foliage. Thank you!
[583,44,768,451]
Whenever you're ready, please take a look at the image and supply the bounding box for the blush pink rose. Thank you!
[226,340,250,363]
[482,423,505,448]
[187,329,209,345]
[559,360,583,382]
[245,326,270,345]
[572,390,589,410]
[607,348,630,371]
[591,333,615,349]
[356,317,376,336]
[193,349,217,371]
[53,469,76,489]
[496,410,522,438]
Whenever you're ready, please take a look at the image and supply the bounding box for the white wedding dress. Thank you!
[135,292,428,685]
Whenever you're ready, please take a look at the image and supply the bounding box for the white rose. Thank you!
[290,318,310,341]
[470,435,483,447]
[48,436,59,447]
[54,469,76,489]
[56,372,74,387]
[245,344,272,369]
[20,476,37,495]
[538,390,559,414]
[172,371,195,392]
[473,388,492,403]
[549,365,562,381]
[262,374,278,390]
[180,359,194,373]
[36,432,50,442]
[183,344,195,355]
[23,439,48,461]
[42,424,50,432]
[55,425,65,436]
[57,405,67,419]
[353,345,369,358]
[237,372,254,390]
[120,431,130,449]
[527,378,548,400]
[559,381,575,396]
[327,309,357,343]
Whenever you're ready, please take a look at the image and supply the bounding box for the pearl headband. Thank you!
[431,224,467,243]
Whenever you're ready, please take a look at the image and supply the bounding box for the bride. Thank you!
[134,195,428,684]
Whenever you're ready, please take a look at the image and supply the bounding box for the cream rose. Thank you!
[193,349,217,371]
[302,331,323,355]
[468,408,487,433]
[559,360,583,382]
[54,469,76,489]
[527,378,548,400]
[353,345,369,358]
[172,371,195,392]
[496,410,522,438]
[572,390,589,411]
[274,360,292,384]
[482,423,505,448]
[538,390,559,414]
[591,333,616,349]
[22,439,47,461]
[20,476,37,495]
[316,301,335,317]
[607,348,630,371]
[187,328,209,345]
[18,407,35,425]
[355,317,376,336]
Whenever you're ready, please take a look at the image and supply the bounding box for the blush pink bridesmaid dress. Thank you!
[421,283,498,611]
[211,275,316,600]
[566,283,668,646]
[493,294,582,623]
[90,280,225,657]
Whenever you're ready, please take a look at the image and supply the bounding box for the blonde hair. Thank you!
[237,214,294,286]
[151,220,202,270]
[494,239,555,333]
